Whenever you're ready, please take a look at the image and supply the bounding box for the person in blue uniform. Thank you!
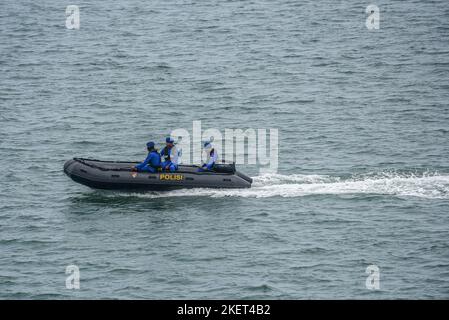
[198,141,218,171]
[160,137,178,172]
[132,141,161,173]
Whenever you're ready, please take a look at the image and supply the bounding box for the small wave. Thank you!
[109,172,449,200]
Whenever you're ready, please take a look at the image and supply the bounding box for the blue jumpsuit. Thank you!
[160,146,178,172]
[135,150,161,173]
[198,149,218,171]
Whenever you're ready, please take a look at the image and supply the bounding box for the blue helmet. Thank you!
[204,141,212,149]
[146,141,155,149]
[166,137,174,143]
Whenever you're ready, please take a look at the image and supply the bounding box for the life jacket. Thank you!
[206,148,216,163]
[161,146,177,162]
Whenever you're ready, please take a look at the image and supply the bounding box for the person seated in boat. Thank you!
[132,141,161,173]
[160,137,178,172]
[198,141,218,172]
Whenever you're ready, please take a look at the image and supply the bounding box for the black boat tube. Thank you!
[64,158,252,191]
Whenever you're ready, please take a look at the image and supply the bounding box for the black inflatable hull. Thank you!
[64,158,252,191]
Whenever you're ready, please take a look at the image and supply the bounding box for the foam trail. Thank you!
[115,172,449,200]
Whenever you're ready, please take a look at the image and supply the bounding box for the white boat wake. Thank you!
[114,172,449,200]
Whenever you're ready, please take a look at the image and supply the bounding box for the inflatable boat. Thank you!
[64,158,252,191]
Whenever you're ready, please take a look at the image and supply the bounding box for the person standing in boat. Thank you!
[199,141,218,171]
[160,137,179,172]
[132,141,161,173]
